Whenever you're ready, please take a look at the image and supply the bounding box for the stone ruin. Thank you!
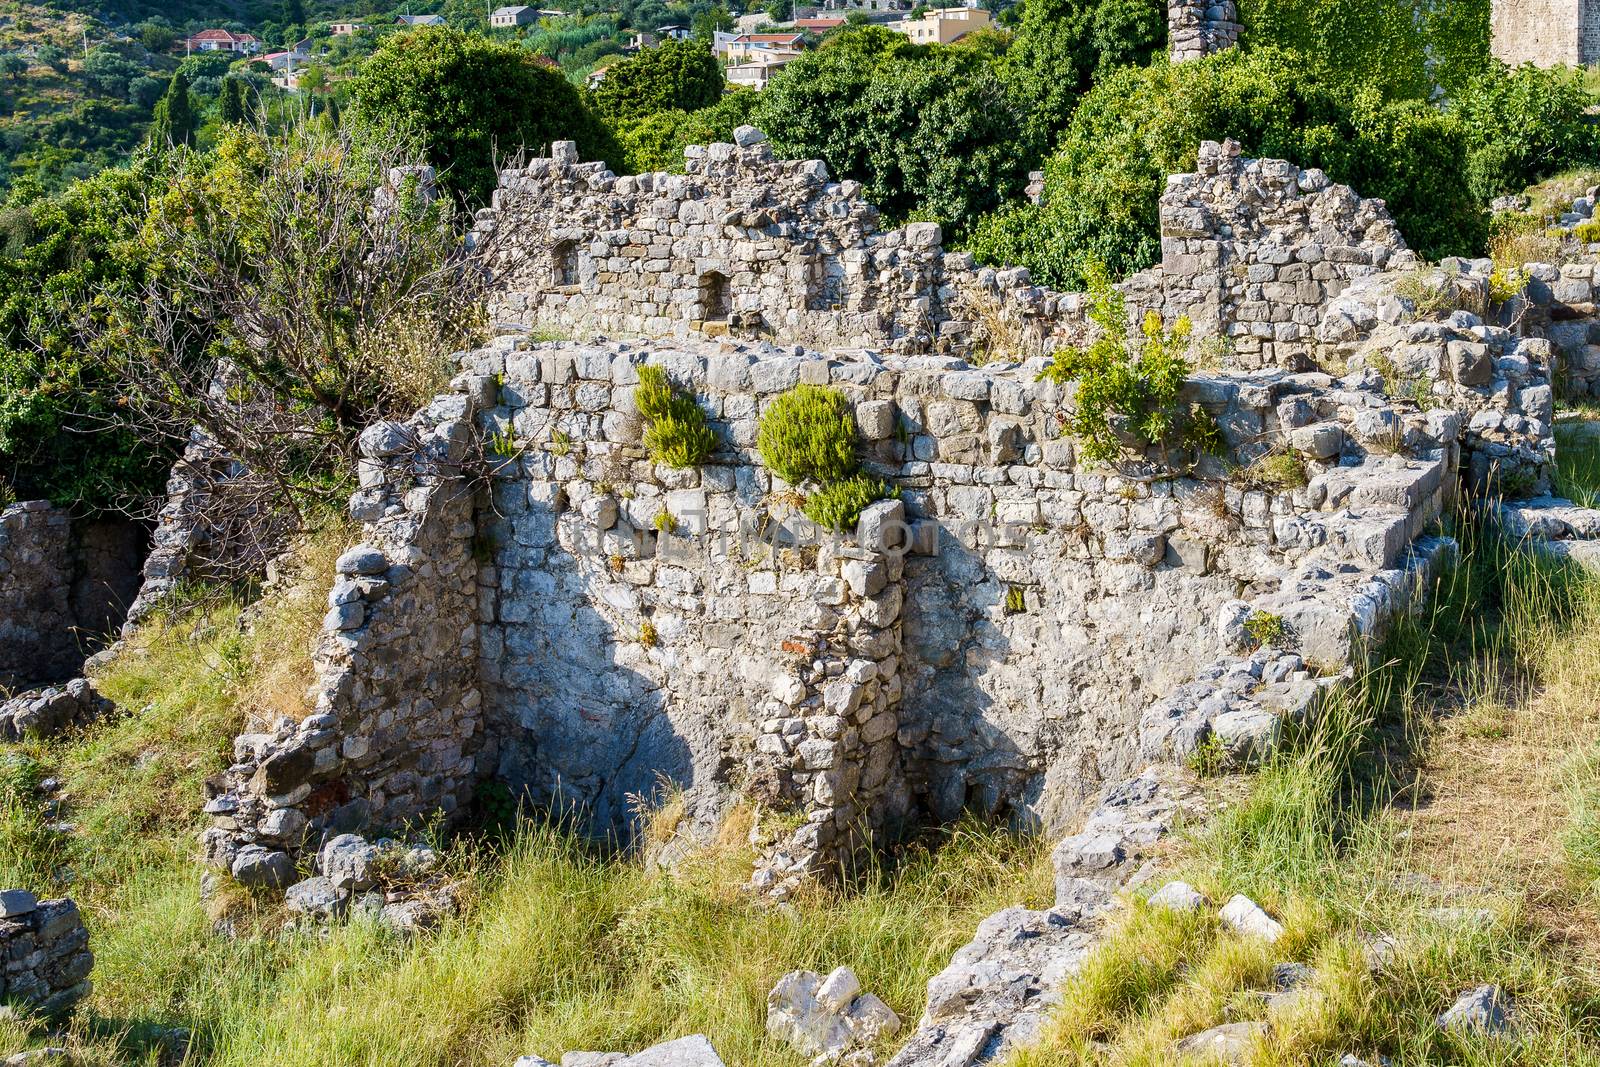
[0,501,145,691]
[1491,0,1600,68]
[181,131,1600,1062]
[1167,0,1240,61]
[197,123,1570,894]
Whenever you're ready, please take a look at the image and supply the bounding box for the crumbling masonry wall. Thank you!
[1491,0,1600,67]
[477,138,1408,373]
[204,394,484,876]
[1167,0,1240,60]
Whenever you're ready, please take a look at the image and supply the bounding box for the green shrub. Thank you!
[1004,585,1027,614]
[635,366,717,469]
[1448,63,1600,202]
[1575,219,1600,244]
[1244,609,1288,647]
[588,39,724,121]
[608,92,760,174]
[348,28,617,206]
[1035,263,1197,463]
[633,365,675,422]
[1242,449,1310,491]
[1488,265,1528,304]
[757,385,859,486]
[802,473,897,532]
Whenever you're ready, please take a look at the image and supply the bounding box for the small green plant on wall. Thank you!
[757,384,896,531]
[1244,610,1287,648]
[635,365,717,469]
[1035,261,1204,464]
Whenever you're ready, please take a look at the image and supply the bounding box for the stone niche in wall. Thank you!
[0,502,147,689]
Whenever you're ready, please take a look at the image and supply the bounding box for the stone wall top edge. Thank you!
[468,331,1337,395]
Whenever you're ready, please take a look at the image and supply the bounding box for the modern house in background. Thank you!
[490,6,540,27]
[184,29,263,54]
[723,32,805,62]
[889,4,992,43]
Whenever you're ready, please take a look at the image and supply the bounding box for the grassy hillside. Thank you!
[0,4,171,192]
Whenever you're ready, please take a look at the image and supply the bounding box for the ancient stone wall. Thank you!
[1491,0,1600,67]
[205,314,1520,886]
[1168,0,1240,61]
[203,390,486,881]
[201,139,1553,894]
[1149,140,1412,371]
[0,502,76,687]
[0,890,92,1017]
[478,139,1406,373]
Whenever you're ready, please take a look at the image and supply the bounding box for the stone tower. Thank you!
[1168,0,1241,61]
[1491,0,1600,66]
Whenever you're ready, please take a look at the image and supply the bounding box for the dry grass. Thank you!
[234,521,356,722]
[958,284,1046,365]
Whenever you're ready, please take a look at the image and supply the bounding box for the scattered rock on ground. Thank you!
[1173,1020,1264,1063]
[767,965,901,1061]
[0,679,116,741]
[1147,880,1205,912]
[1218,894,1285,942]
[554,1034,726,1066]
[1438,984,1514,1036]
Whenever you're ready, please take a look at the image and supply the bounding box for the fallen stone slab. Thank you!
[0,679,117,741]
[1438,984,1514,1036]
[1147,880,1205,912]
[554,1035,726,1066]
[1219,894,1285,942]
[1173,1020,1264,1063]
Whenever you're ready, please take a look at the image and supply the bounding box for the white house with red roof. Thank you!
[185,29,263,54]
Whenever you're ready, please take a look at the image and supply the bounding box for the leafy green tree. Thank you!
[764,0,793,19]
[219,77,248,125]
[692,5,734,38]
[36,45,67,74]
[588,39,723,120]
[1447,63,1600,201]
[178,51,236,81]
[966,47,1483,288]
[753,26,1026,237]
[139,21,177,53]
[130,75,168,108]
[0,167,173,508]
[0,55,28,83]
[82,48,144,99]
[1237,0,1489,100]
[349,26,616,205]
[999,0,1164,157]
[148,71,196,147]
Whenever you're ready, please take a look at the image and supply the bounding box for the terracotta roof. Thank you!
[188,29,260,43]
